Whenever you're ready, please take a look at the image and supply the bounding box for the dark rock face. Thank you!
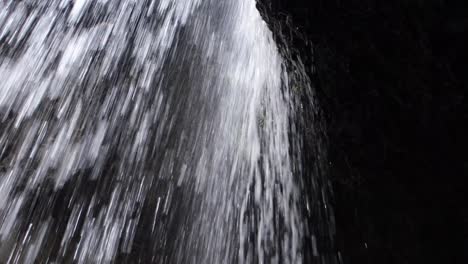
[258,1,468,263]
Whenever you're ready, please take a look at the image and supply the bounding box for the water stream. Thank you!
[0,0,330,263]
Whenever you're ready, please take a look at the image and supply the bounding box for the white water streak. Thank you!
[0,0,307,263]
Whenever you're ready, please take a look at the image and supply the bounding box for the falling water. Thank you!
[0,0,332,263]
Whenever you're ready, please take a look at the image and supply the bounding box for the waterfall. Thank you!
[0,0,327,263]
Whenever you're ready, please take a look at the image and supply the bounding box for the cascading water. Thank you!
[0,0,333,263]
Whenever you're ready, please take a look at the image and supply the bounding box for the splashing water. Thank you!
[0,0,329,263]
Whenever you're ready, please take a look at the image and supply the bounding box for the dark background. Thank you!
[258,1,468,263]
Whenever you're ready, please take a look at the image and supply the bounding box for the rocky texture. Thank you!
[257,1,468,263]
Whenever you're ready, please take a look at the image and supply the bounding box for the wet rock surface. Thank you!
[258,1,468,263]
